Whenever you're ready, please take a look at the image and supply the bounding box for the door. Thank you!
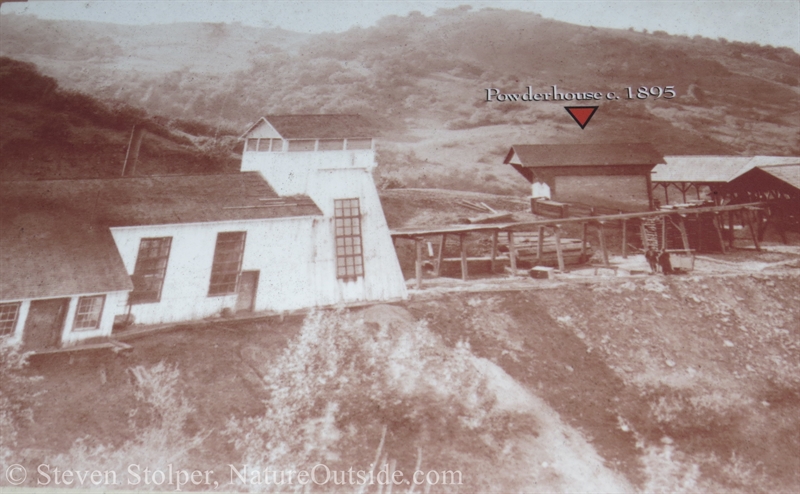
[235,271,259,313]
[24,298,69,350]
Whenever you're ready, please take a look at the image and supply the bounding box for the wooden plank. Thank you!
[727,210,735,248]
[434,234,446,277]
[460,233,468,280]
[639,221,647,250]
[415,239,423,290]
[490,231,498,273]
[508,231,517,276]
[661,215,667,250]
[554,226,565,271]
[598,221,610,267]
[622,219,628,259]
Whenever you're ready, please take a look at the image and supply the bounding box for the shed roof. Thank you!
[0,173,322,301]
[0,172,322,228]
[652,156,800,184]
[243,114,376,140]
[504,143,664,168]
[0,207,133,301]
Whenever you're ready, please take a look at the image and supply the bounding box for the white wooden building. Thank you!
[0,114,407,351]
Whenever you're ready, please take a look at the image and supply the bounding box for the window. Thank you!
[246,139,258,152]
[318,139,344,151]
[0,302,21,337]
[74,295,105,331]
[345,138,372,150]
[209,232,246,296]
[269,138,283,152]
[130,237,172,304]
[288,139,316,152]
[334,199,364,281]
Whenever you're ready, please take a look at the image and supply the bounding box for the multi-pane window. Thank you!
[209,232,246,296]
[334,199,364,281]
[246,138,258,152]
[0,302,21,337]
[74,295,105,331]
[318,139,344,151]
[130,237,172,304]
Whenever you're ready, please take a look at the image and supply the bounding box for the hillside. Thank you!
[1,7,799,192]
[0,57,240,180]
[6,264,799,492]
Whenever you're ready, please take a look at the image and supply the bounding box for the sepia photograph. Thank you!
[0,0,798,492]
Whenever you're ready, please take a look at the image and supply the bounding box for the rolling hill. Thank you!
[1,6,798,191]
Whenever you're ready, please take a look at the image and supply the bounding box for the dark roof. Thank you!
[0,173,322,300]
[0,173,322,227]
[505,143,664,168]
[0,207,133,300]
[245,114,377,140]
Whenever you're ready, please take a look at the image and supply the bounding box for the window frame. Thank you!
[334,198,365,282]
[208,231,247,296]
[130,237,172,305]
[0,302,21,337]
[73,295,106,332]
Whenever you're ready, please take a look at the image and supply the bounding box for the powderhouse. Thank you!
[0,114,407,351]
[504,143,664,212]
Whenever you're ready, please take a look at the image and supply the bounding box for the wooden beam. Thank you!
[580,222,587,257]
[727,210,735,248]
[677,215,691,253]
[746,210,761,252]
[490,231,498,273]
[434,234,446,277]
[713,212,727,254]
[621,219,628,259]
[538,226,546,260]
[661,215,667,250]
[640,221,648,250]
[508,231,517,276]
[554,226,566,271]
[598,221,610,267]
[460,233,468,281]
[415,239,423,290]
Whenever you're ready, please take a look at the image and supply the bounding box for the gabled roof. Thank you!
[504,143,664,168]
[652,156,800,184]
[242,114,376,140]
[0,172,322,227]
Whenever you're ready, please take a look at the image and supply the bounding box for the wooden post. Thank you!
[415,239,423,290]
[538,226,545,260]
[580,222,587,257]
[554,226,565,272]
[639,221,648,250]
[677,215,691,253]
[661,214,667,250]
[508,231,517,276]
[746,210,761,252]
[713,213,727,254]
[622,219,628,258]
[434,234,446,277]
[727,210,735,248]
[598,221,610,267]
[490,231,498,274]
[460,233,468,281]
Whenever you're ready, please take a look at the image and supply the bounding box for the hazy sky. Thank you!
[3,1,799,51]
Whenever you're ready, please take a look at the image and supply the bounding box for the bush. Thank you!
[0,340,40,472]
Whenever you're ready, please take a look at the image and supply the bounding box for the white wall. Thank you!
[2,290,125,347]
[242,147,407,305]
[110,217,322,325]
